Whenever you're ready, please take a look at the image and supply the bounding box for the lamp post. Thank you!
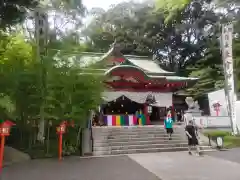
[0,120,15,169]
[145,94,156,125]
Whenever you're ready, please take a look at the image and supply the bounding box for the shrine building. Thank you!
[81,43,198,126]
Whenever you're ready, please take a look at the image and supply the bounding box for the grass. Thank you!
[203,130,240,148]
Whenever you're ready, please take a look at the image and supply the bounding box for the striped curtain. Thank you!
[103,115,146,126]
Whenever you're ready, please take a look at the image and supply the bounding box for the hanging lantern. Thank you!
[147,105,152,114]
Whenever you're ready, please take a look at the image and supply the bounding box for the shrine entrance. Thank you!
[102,95,164,125]
[103,96,143,115]
[149,107,166,124]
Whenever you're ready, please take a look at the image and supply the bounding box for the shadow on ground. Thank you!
[3,156,161,180]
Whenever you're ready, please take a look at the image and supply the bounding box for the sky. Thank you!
[82,0,126,10]
[82,0,146,10]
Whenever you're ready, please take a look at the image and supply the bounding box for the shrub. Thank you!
[203,130,230,137]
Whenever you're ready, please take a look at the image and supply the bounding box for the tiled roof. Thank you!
[149,75,199,81]
[127,58,174,74]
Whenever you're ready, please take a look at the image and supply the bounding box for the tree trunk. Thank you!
[37,117,45,142]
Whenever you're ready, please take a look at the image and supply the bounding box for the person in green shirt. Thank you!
[164,111,174,140]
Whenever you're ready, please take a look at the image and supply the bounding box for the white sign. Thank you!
[235,101,240,131]
[217,137,223,147]
[193,116,231,128]
[208,89,228,116]
[221,23,238,134]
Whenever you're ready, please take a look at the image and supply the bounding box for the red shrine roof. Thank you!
[77,42,198,93]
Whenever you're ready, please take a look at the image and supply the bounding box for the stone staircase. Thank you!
[92,125,213,156]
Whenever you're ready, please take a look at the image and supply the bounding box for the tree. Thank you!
[84,1,219,72]
[0,0,38,29]
[185,41,224,97]
[82,1,154,54]
[0,31,103,156]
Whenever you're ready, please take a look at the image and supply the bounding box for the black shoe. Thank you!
[188,151,192,155]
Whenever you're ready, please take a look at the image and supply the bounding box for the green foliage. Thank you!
[204,130,230,137]
[0,0,38,28]
[204,130,240,148]
[186,42,224,97]
[84,0,219,72]
[155,0,191,23]
[223,136,240,148]
[0,31,103,157]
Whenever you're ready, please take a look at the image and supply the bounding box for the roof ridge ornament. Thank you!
[146,94,157,104]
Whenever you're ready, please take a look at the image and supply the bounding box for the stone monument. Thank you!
[185,97,202,116]
[184,97,202,125]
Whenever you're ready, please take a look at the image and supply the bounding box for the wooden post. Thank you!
[58,133,63,161]
[56,122,66,161]
[0,136,5,169]
[144,103,150,125]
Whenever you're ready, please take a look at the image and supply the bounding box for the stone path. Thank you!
[128,152,240,180]
[206,148,240,163]
[2,156,160,180]
[3,151,240,180]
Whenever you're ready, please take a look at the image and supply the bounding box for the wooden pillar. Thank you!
[172,94,175,121]
[144,103,150,125]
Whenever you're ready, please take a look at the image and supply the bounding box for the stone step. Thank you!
[93,146,213,156]
[108,130,185,136]
[93,126,184,132]
[94,139,188,147]
[94,136,186,143]
[108,133,183,139]
[106,143,189,151]
[94,127,183,132]
[106,130,167,135]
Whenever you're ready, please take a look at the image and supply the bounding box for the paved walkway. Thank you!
[2,156,160,180]
[128,152,240,180]
[206,148,240,163]
[3,151,240,180]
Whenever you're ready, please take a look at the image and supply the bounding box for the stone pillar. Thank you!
[82,128,93,156]
[185,97,202,125]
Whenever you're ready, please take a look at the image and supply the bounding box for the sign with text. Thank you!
[221,23,238,134]
[193,116,231,128]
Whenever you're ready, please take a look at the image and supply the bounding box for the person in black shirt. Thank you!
[185,120,200,156]
[177,112,182,122]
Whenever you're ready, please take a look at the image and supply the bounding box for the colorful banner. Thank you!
[221,23,238,134]
[138,114,146,125]
[103,115,145,126]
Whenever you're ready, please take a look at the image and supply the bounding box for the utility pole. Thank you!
[34,7,48,142]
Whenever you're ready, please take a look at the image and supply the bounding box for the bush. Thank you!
[224,136,240,148]
[203,130,230,137]
[203,130,240,148]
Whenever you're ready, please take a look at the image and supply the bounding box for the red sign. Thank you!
[213,102,221,116]
[0,120,15,136]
